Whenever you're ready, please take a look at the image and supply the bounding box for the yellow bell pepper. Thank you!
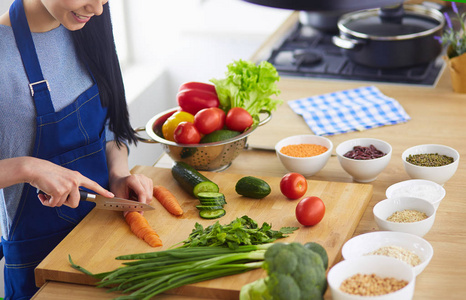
[162,111,195,141]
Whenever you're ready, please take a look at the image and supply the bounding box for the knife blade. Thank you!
[79,190,155,211]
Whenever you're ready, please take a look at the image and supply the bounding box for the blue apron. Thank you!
[1,0,110,299]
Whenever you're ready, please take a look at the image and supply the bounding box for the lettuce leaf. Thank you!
[210,60,282,117]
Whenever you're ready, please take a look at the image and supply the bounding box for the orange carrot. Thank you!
[153,185,183,216]
[125,211,163,247]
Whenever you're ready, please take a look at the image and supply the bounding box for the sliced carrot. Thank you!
[153,185,183,216]
[125,211,163,248]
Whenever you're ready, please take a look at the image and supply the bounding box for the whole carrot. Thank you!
[153,185,183,216]
[125,211,162,247]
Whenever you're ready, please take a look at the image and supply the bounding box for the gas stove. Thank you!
[265,21,445,86]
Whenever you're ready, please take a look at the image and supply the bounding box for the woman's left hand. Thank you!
[110,173,153,205]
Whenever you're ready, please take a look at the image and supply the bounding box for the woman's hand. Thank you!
[0,157,113,208]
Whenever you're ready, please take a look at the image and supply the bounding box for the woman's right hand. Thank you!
[23,157,113,208]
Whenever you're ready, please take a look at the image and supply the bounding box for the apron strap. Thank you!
[9,0,55,116]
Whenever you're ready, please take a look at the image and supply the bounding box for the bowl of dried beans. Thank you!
[336,138,392,183]
[274,135,333,177]
[402,144,459,186]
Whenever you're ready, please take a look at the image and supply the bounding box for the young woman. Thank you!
[0,0,153,298]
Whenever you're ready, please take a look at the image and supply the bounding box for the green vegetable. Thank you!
[304,242,329,270]
[179,215,298,249]
[210,59,282,119]
[199,208,226,219]
[235,176,272,199]
[172,161,219,197]
[69,244,273,300]
[240,243,328,300]
[200,129,241,143]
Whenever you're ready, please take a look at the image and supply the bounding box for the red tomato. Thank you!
[194,108,223,135]
[295,196,325,226]
[225,107,253,132]
[280,173,308,200]
[173,122,201,144]
[210,107,226,130]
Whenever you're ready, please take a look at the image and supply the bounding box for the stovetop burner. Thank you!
[266,22,445,86]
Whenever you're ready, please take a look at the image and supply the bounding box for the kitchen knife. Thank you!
[79,190,155,211]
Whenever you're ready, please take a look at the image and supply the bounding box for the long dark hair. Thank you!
[71,3,137,146]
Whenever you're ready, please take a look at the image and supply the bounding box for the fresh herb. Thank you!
[210,59,282,118]
[436,2,466,58]
[69,244,273,300]
[178,215,298,249]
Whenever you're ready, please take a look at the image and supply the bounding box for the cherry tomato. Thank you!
[194,108,223,135]
[280,173,308,200]
[295,196,325,226]
[225,107,253,132]
[173,122,201,144]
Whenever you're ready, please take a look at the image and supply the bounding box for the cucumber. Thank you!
[199,209,226,219]
[200,129,241,143]
[172,162,219,197]
[195,205,225,211]
[197,192,226,203]
[235,176,271,199]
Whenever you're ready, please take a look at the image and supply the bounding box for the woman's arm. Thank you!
[0,157,113,207]
[105,141,153,205]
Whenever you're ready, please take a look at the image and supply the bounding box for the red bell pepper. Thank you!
[177,82,220,115]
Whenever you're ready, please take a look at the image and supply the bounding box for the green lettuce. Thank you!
[210,60,282,117]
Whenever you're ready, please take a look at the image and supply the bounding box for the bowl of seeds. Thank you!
[402,144,459,185]
[328,255,416,300]
[342,231,434,276]
[373,197,436,237]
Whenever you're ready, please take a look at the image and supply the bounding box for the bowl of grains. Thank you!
[402,144,460,185]
[275,135,333,177]
[373,197,436,237]
[342,231,434,276]
[386,179,446,210]
[336,138,392,183]
[328,256,416,300]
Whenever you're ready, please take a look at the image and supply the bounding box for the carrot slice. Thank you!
[125,211,163,248]
[153,185,183,216]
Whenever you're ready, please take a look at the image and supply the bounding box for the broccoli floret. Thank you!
[240,242,327,300]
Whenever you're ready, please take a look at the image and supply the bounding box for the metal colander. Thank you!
[135,107,271,171]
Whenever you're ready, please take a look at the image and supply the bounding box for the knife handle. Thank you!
[79,190,96,202]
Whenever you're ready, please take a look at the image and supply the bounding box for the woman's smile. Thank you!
[71,11,92,23]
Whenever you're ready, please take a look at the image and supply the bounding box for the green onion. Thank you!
[69,244,273,300]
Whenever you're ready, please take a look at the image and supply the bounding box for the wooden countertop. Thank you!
[33,12,466,300]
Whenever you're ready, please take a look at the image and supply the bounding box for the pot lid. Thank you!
[338,4,445,40]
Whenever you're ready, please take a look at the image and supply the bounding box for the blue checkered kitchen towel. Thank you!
[288,86,411,136]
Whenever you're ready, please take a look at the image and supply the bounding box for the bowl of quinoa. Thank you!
[275,135,333,177]
[402,144,459,185]
[328,255,416,300]
[342,231,434,276]
[373,197,436,237]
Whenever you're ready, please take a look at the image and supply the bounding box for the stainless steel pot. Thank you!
[332,4,445,68]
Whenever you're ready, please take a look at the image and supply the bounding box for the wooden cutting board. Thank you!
[35,165,372,299]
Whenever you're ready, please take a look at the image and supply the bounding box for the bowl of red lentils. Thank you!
[328,255,416,300]
[342,231,434,276]
[336,138,392,183]
[402,144,459,186]
[274,135,333,177]
[373,196,436,237]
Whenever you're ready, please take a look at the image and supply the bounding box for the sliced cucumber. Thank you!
[195,205,225,211]
[197,192,225,200]
[199,209,226,219]
[172,162,219,197]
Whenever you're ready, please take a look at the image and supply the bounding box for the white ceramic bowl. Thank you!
[275,135,333,177]
[328,256,416,300]
[336,138,392,183]
[373,197,436,237]
[386,179,446,209]
[402,144,459,185]
[342,231,434,276]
